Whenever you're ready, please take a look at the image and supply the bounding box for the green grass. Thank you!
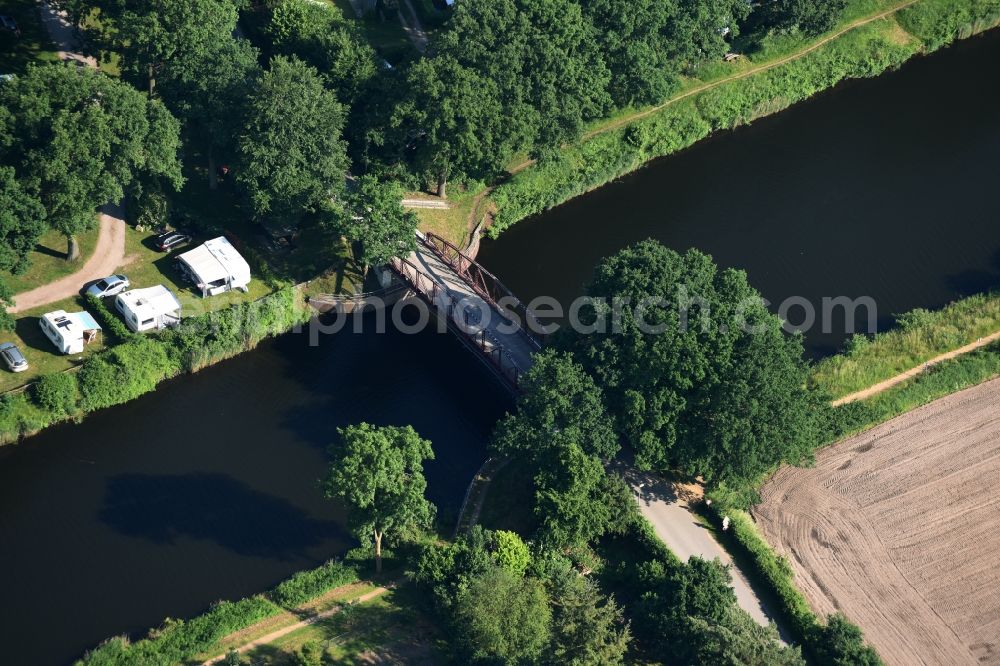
[410,182,487,247]
[240,586,444,665]
[810,292,1000,398]
[2,225,101,295]
[826,341,1000,440]
[0,294,104,393]
[0,0,60,74]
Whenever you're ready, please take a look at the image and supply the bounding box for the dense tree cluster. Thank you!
[558,240,822,484]
[412,527,632,665]
[492,350,635,551]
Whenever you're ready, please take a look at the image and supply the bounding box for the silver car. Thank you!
[0,342,28,372]
[85,275,131,298]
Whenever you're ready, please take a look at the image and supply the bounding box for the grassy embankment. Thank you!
[413,0,1000,246]
[77,553,444,665]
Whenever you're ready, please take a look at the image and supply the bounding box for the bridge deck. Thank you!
[391,234,540,390]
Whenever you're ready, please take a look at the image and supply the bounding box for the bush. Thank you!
[78,337,177,412]
[269,559,358,608]
[31,372,79,416]
[77,596,281,666]
[704,500,883,664]
[86,295,137,344]
[898,0,1000,50]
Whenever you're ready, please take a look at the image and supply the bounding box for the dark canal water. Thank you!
[0,320,511,665]
[478,29,1000,357]
[3,26,1000,666]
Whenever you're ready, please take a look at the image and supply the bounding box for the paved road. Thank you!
[621,467,788,637]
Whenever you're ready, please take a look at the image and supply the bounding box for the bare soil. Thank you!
[754,377,1000,666]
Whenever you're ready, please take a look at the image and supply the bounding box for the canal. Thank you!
[2,26,999,666]
[478,28,1000,357]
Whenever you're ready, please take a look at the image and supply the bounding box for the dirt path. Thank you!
[202,585,392,665]
[10,212,127,313]
[832,330,1000,405]
[507,0,918,175]
[754,377,1000,665]
[37,1,96,66]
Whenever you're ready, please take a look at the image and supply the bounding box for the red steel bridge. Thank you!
[390,232,543,391]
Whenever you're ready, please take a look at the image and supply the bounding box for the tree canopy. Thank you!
[561,240,819,484]
[236,56,349,227]
[0,64,182,259]
[338,174,418,268]
[323,423,436,572]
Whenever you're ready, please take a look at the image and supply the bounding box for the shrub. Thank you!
[31,372,79,416]
[898,0,1000,51]
[78,337,176,412]
[269,559,358,608]
[86,295,137,344]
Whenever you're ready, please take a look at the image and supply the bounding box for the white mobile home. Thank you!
[115,285,182,332]
[39,310,102,354]
[176,236,251,297]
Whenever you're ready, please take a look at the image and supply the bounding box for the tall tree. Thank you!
[453,567,552,664]
[392,55,509,197]
[533,438,634,550]
[323,423,436,573]
[0,64,182,259]
[548,565,631,665]
[0,167,46,328]
[562,240,817,484]
[339,175,417,270]
[265,0,377,107]
[492,349,618,462]
[237,56,348,227]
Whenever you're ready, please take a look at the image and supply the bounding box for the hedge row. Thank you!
[897,0,1000,50]
[703,501,882,664]
[77,559,358,665]
[0,287,310,445]
[269,559,359,608]
[489,10,934,235]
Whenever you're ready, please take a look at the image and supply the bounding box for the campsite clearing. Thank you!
[753,377,1000,666]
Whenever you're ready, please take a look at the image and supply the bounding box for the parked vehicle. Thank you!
[84,275,131,298]
[155,231,193,252]
[40,310,102,355]
[0,342,28,372]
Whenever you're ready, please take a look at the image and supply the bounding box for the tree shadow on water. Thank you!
[99,473,346,560]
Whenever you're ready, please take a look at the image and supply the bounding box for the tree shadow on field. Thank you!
[99,473,347,560]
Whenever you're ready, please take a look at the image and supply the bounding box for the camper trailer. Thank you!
[115,285,182,332]
[176,236,251,297]
[39,310,102,355]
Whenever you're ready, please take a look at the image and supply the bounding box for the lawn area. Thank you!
[117,226,272,319]
[410,184,488,248]
[1,225,101,295]
[0,294,104,393]
[240,585,443,665]
[0,0,59,74]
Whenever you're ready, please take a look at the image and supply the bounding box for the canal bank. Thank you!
[478,26,1000,358]
[3,17,1000,666]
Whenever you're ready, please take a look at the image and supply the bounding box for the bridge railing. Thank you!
[390,255,526,391]
[422,232,545,350]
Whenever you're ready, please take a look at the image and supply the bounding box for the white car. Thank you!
[84,275,131,298]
